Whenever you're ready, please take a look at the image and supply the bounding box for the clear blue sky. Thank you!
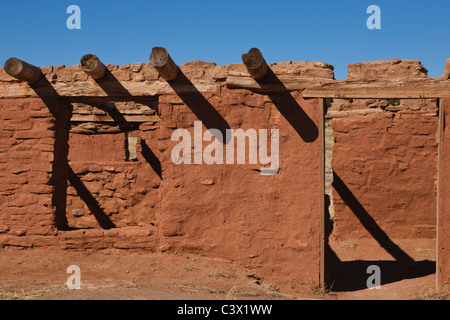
[1,0,449,80]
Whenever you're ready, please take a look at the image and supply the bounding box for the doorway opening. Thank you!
[323,98,438,292]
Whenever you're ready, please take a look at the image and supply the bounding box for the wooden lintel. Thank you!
[4,58,43,84]
[227,73,450,99]
[325,109,383,119]
[226,72,337,93]
[2,66,450,99]
[70,114,160,123]
[301,79,447,99]
[0,79,215,100]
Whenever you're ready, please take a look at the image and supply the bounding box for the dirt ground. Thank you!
[0,244,447,300]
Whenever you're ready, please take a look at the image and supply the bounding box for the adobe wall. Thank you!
[0,58,447,290]
[439,97,450,290]
[157,89,322,284]
[0,61,325,287]
[324,60,440,269]
[0,98,56,237]
[329,98,438,242]
[66,101,161,229]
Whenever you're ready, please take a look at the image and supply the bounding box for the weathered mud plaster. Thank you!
[0,58,448,290]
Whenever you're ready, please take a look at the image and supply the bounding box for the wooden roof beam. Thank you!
[4,58,43,84]
[80,54,106,80]
[149,47,179,81]
[241,48,269,80]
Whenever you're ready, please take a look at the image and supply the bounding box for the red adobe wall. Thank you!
[157,89,322,285]
[0,98,56,238]
[0,61,325,288]
[0,59,446,290]
[66,101,161,230]
[439,97,450,291]
[330,100,438,244]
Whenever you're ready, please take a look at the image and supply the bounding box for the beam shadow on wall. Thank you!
[327,171,435,291]
[92,69,135,98]
[30,77,72,230]
[167,71,231,144]
[31,72,163,229]
[92,71,163,179]
[332,171,414,262]
[254,69,318,142]
[141,139,162,179]
[92,69,157,122]
[67,166,116,229]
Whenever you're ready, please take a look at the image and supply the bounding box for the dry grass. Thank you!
[225,276,282,300]
[0,284,66,300]
[299,280,334,297]
[243,270,261,280]
[198,286,226,295]
[260,281,280,293]
[415,248,436,261]
[417,287,448,300]
[183,264,196,272]
[226,285,265,298]
[242,269,282,294]
[207,268,230,279]
[336,240,358,249]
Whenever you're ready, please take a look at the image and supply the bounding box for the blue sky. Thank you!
[1,0,449,80]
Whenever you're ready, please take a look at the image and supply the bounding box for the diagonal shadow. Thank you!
[91,71,163,178]
[167,71,231,144]
[332,171,415,263]
[327,246,435,292]
[325,224,434,291]
[67,166,116,229]
[89,101,136,132]
[92,69,134,98]
[141,139,162,179]
[30,71,162,228]
[30,77,72,230]
[92,69,138,131]
[254,68,318,142]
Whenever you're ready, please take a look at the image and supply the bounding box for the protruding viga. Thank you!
[80,54,106,80]
[241,48,269,80]
[4,58,43,84]
[149,47,179,81]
